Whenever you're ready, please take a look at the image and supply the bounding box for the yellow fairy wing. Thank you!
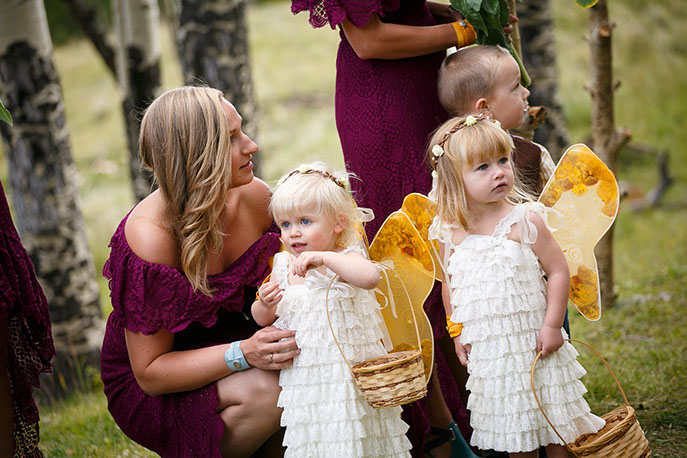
[400,193,442,282]
[538,144,619,321]
[369,211,435,382]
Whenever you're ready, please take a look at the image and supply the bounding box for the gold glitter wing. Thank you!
[538,144,619,321]
[368,196,437,383]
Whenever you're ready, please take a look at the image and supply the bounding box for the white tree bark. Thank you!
[113,0,161,201]
[176,0,261,173]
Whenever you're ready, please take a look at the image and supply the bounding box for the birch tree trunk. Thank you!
[60,0,117,78]
[176,0,261,174]
[0,0,104,397]
[113,0,161,202]
[587,0,631,310]
[516,0,571,161]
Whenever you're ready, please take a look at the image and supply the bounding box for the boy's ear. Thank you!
[475,98,489,111]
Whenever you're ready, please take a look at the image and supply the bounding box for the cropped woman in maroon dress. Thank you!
[100,86,300,457]
[0,180,55,457]
[290,1,480,455]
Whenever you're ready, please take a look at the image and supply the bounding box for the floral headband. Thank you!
[277,164,350,191]
[430,113,502,175]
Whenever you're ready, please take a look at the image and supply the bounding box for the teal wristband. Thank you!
[224,340,250,372]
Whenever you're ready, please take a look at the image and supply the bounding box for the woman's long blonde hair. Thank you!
[428,113,532,232]
[139,86,233,296]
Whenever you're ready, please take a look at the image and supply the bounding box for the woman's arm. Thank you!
[340,14,464,60]
[126,325,300,396]
[529,212,570,357]
[292,251,380,290]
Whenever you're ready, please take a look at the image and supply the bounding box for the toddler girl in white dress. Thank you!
[426,114,605,457]
[252,163,412,457]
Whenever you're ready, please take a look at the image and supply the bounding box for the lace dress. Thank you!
[271,247,412,457]
[0,181,54,457]
[290,3,471,451]
[100,211,281,457]
[430,203,605,453]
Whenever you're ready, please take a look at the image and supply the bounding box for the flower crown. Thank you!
[277,164,350,191]
[430,113,502,175]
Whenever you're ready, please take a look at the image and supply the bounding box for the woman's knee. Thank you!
[246,369,280,409]
[217,368,280,414]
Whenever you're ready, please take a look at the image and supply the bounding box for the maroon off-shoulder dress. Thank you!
[291,0,471,454]
[0,181,54,457]
[100,212,281,456]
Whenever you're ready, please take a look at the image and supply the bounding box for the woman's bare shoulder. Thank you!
[124,191,180,268]
[238,178,273,229]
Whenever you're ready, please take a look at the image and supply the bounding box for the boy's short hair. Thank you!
[437,45,511,117]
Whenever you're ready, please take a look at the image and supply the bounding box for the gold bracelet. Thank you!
[446,315,463,338]
[451,20,477,48]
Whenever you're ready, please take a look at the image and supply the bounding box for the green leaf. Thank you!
[451,0,489,34]
[574,0,598,8]
[481,0,500,16]
[0,99,12,126]
[498,0,510,27]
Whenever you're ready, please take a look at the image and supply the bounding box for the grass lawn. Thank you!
[3,0,686,456]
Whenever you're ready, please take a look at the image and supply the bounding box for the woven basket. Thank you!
[326,275,427,409]
[351,350,427,408]
[531,339,651,457]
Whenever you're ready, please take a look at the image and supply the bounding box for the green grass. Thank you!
[2,0,686,456]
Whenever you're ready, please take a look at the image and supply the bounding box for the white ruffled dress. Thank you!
[272,246,412,457]
[429,203,604,453]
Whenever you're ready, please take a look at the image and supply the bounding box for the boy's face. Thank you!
[486,57,530,131]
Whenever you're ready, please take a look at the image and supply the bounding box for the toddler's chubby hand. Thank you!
[537,324,564,358]
[454,336,471,367]
[292,251,326,277]
[257,281,282,308]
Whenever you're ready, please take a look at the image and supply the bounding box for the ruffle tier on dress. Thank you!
[430,203,605,453]
[272,247,412,457]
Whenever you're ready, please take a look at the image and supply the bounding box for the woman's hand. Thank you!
[454,336,471,367]
[242,326,300,370]
[537,324,564,358]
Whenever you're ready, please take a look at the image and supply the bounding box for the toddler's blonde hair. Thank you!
[428,114,532,231]
[271,162,361,248]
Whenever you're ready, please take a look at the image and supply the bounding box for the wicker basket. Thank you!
[531,339,651,457]
[326,275,427,409]
[351,350,427,408]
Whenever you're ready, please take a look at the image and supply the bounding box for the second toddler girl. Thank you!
[427,114,604,457]
[252,163,412,457]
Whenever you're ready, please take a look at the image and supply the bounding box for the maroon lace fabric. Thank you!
[0,181,54,457]
[100,212,281,456]
[291,1,472,455]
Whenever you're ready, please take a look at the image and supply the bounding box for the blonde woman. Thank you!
[100,86,299,457]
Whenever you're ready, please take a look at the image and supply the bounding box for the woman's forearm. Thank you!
[340,15,459,60]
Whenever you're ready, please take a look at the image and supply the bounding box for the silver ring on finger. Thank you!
[269,353,275,364]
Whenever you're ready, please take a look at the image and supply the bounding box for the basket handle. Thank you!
[530,339,630,457]
[325,264,424,378]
